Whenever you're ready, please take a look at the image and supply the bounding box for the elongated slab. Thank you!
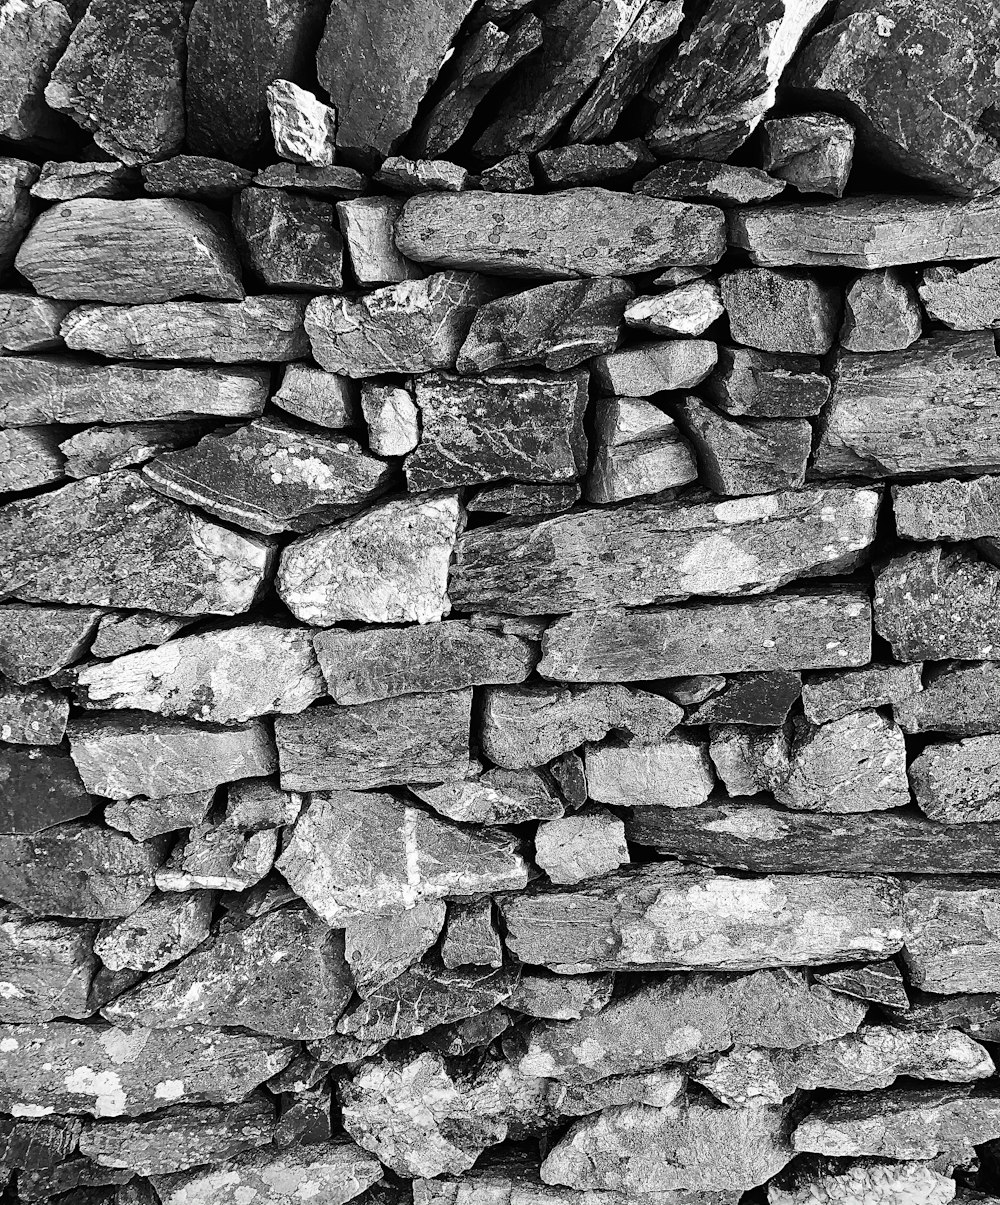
[539,592,871,682]
[452,488,879,614]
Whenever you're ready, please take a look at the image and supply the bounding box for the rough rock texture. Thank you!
[760,112,855,197]
[233,188,343,291]
[0,743,91,833]
[721,267,840,354]
[0,158,38,275]
[0,0,74,142]
[839,268,923,353]
[267,79,336,167]
[920,259,1000,330]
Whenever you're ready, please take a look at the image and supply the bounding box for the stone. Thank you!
[277,493,461,626]
[78,1098,275,1177]
[0,1114,81,1167]
[768,1158,957,1205]
[481,154,535,192]
[154,814,279,895]
[0,427,64,493]
[635,159,784,204]
[0,905,97,1022]
[0,357,269,426]
[456,279,630,374]
[277,789,526,923]
[30,160,135,202]
[903,879,1000,993]
[895,476,1000,543]
[411,768,563,825]
[760,112,855,196]
[708,726,790,797]
[838,268,923,354]
[910,737,1000,823]
[535,810,629,885]
[590,340,717,395]
[0,471,272,617]
[61,296,309,362]
[0,0,73,142]
[19,1160,133,1199]
[91,613,191,660]
[0,293,72,353]
[406,369,587,490]
[896,663,1000,736]
[360,383,419,456]
[105,789,214,843]
[885,991,1000,1040]
[68,713,275,800]
[375,156,471,193]
[395,189,725,278]
[95,892,214,973]
[802,662,924,724]
[541,1099,793,1194]
[142,155,253,200]
[104,907,353,1039]
[704,346,830,418]
[790,0,1000,197]
[15,199,243,303]
[0,157,37,274]
[792,1086,1000,1161]
[509,973,613,1021]
[624,281,724,337]
[586,736,714,809]
[501,865,904,973]
[266,79,335,167]
[185,0,326,164]
[441,899,503,968]
[815,960,909,1010]
[687,672,801,727]
[415,1163,730,1205]
[344,902,445,995]
[337,197,424,287]
[233,189,343,291]
[730,195,1000,269]
[586,417,698,503]
[920,258,1000,330]
[306,272,493,376]
[44,0,187,163]
[676,397,812,495]
[720,267,840,354]
[0,822,162,918]
[59,422,215,480]
[550,1069,686,1118]
[0,681,69,746]
[644,0,829,157]
[535,141,656,188]
[467,482,581,517]
[314,621,535,704]
[254,161,366,197]
[274,362,357,427]
[151,1142,382,1205]
[0,603,101,684]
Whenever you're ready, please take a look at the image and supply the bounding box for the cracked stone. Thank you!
[760,112,855,197]
[59,422,214,481]
[895,663,1000,736]
[839,268,923,353]
[104,788,214,843]
[767,1158,957,1205]
[441,899,503,968]
[273,362,357,428]
[0,293,72,354]
[686,672,801,727]
[591,339,717,395]
[903,879,1000,993]
[95,891,215,973]
[624,281,724,337]
[142,155,253,200]
[677,397,812,495]
[233,188,343,291]
[360,383,419,456]
[920,258,1000,330]
[0,905,96,1022]
[411,768,564,825]
[336,197,424,288]
[0,604,101,684]
[704,346,830,418]
[708,725,789,796]
[344,901,445,996]
[802,662,924,725]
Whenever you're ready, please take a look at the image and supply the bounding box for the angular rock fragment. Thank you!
[535,141,656,188]
[677,397,812,495]
[395,189,725,278]
[375,157,471,194]
[761,112,854,196]
[95,892,214,973]
[0,158,37,275]
[142,155,253,200]
[337,197,424,287]
[704,346,830,418]
[411,768,563,825]
[154,811,279,894]
[591,339,717,395]
[910,737,1000,823]
[442,899,503,969]
[721,267,840,355]
[920,258,1000,331]
[277,493,461,625]
[895,662,1000,736]
[105,789,214,843]
[586,410,698,503]
[44,0,187,164]
[535,810,629,885]
[90,613,190,661]
[481,155,535,192]
[815,960,909,1010]
[0,1114,81,1167]
[0,0,73,142]
[18,1160,132,1200]
[509,973,613,1021]
[277,789,526,923]
[635,159,784,205]
[61,296,309,362]
[267,79,335,167]
[894,475,1000,543]
[0,905,97,1022]
[768,1158,956,1205]
[586,735,714,808]
[687,672,801,727]
[903,879,1000,993]
[468,481,581,517]
[0,680,69,746]
[839,269,923,353]
[0,603,101,684]
[339,964,515,1040]
[624,281,723,337]
[344,902,445,995]
[274,362,357,428]
[59,422,214,480]
[254,161,366,197]
[31,160,135,202]
[0,427,64,493]
[802,661,923,725]
[0,293,72,354]
[234,188,343,291]
[708,726,789,797]
[16,199,243,303]
[361,383,419,456]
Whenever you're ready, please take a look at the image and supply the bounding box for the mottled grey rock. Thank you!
[635,160,784,206]
[18,1160,133,1199]
[0,905,96,1022]
[273,362,357,428]
[815,960,909,1010]
[535,141,656,188]
[0,427,64,493]
[839,269,923,353]
[0,158,37,275]
[802,662,924,724]
[277,789,526,923]
[896,662,1000,736]
[361,383,419,456]
[509,973,613,1021]
[0,1113,81,1167]
[15,199,243,303]
[395,189,725,278]
[154,811,279,894]
[59,422,213,480]
[721,268,840,354]
[760,112,854,197]
[704,346,830,418]
[339,964,515,1040]
[31,160,134,202]
[709,725,789,797]
[591,339,717,395]
[535,810,629,885]
[586,736,714,809]
[0,603,101,684]
[586,413,698,503]
[344,902,445,995]
[95,891,214,973]
[894,475,1000,543]
[441,899,503,968]
[233,188,343,291]
[414,1163,732,1205]
[90,613,190,661]
[105,789,214,843]
[411,768,563,825]
[266,79,335,167]
[254,161,366,198]
[467,481,581,517]
[337,197,424,288]
[0,680,68,746]
[768,1158,956,1205]
[0,293,72,353]
[480,154,535,192]
[920,258,1000,330]
[375,157,471,194]
[687,672,801,727]
[624,281,724,337]
[904,878,1000,993]
[910,737,1000,823]
[142,155,254,200]
[277,492,461,625]
[0,0,73,142]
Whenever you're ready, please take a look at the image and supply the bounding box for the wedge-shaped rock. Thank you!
[705,346,830,418]
[541,1099,793,1194]
[910,737,1000,823]
[105,789,213,842]
[274,363,357,429]
[540,592,872,682]
[920,258,1000,330]
[792,1086,1000,1160]
[254,161,365,197]
[62,296,308,362]
[143,155,253,200]
[0,472,271,617]
[233,188,343,292]
[75,624,322,724]
[395,189,725,278]
[624,280,723,337]
[315,621,535,704]
[585,415,698,503]
[802,662,923,724]
[277,789,526,924]
[0,357,268,426]
[0,294,72,353]
[0,426,63,493]
[69,714,275,800]
[277,493,461,626]
[1,745,91,836]
[452,488,878,615]
[0,822,161,918]
[95,892,214,973]
[104,907,352,1040]
[59,421,213,480]
[411,768,564,825]
[0,0,73,142]
[441,898,503,968]
[768,1157,956,1205]
[591,340,716,395]
[840,268,922,353]
[815,960,908,1010]
[0,604,101,684]
[344,902,445,997]
[500,866,904,973]
[407,369,588,490]
[677,398,811,495]
[586,736,714,809]
[760,112,854,197]
[690,672,800,728]
[79,1098,274,1177]
[636,159,784,205]
[730,195,1000,269]
[305,272,492,377]
[0,905,96,1023]
[708,727,789,797]
[518,970,864,1085]
[155,816,278,894]
[903,879,1000,993]
[895,662,1000,736]
[89,613,187,661]
[267,79,335,167]
[894,474,1000,540]
[15,199,242,303]
[31,159,135,202]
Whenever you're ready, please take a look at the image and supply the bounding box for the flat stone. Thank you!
[15,199,243,303]
[31,160,135,202]
[361,383,419,456]
[0,0,73,142]
[704,346,830,418]
[768,1158,956,1205]
[273,363,357,428]
[896,663,1000,736]
[535,142,656,188]
[910,737,1000,823]
[509,973,613,1021]
[0,357,269,425]
[586,736,714,809]
[624,281,724,337]
[729,195,1000,269]
[344,901,445,996]
[677,398,812,495]
[802,661,924,724]
[0,822,162,918]
[903,878,1000,993]
[0,157,38,274]
[467,481,581,517]
[0,604,102,684]
[815,960,909,1010]
[721,268,840,354]
[0,427,64,493]
[0,680,69,745]
[586,418,698,503]
[411,768,563,825]
[884,990,1000,1040]
[414,1163,732,1205]
[306,271,493,376]
[839,268,923,352]
[277,493,461,626]
[44,0,187,163]
[894,475,1000,542]
[406,369,587,490]
[590,340,717,395]
[635,159,784,205]
[0,293,72,354]
[0,471,272,616]
[760,112,855,197]
[254,161,366,198]
[686,672,801,727]
[920,258,1000,330]
[95,891,214,973]
[59,422,214,480]
[233,188,343,291]
[395,189,725,279]
[314,620,535,704]
[90,613,191,660]
[0,905,96,1022]
[442,899,503,968]
[375,157,471,194]
[105,789,214,843]
[550,1069,686,1118]
[18,1160,132,1199]
[266,79,335,167]
[61,296,309,362]
[535,810,629,885]
[142,155,253,200]
[337,197,424,287]
[276,789,526,923]
[154,815,278,895]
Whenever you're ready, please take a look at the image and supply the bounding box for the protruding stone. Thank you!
[760,112,855,197]
[535,809,629,885]
[586,736,714,809]
[375,156,471,194]
[95,892,214,973]
[894,475,1000,543]
[337,197,424,287]
[154,811,280,894]
[895,662,1000,736]
[591,339,717,395]
[802,662,924,724]
[142,155,253,200]
[0,0,73,142]
[721,267,840,354]
[0,427,64,493]
[815,960,909,1010]
[920,258,1000,330]
[0,157,37,274]
[586,404,698,503]
[903,879,1000,993]
[705,346,830,418]
[839,268,923,352]
[266,79,335,167]
[0,680,69,746]
[31,160,134,201]
[59,422,214,481]
[360,383,419,456]
[274,362,357,428]
[709,726,789,797]
[481,154,535,192]
[687,672,801,727]
[411,768,563,825]
[624,281,723,337]
[105,789,214,843]
[909,737,1000,823]
[233,188,343,291]
[0,293,72,354]
[635,159,785,205]
[767,1157,957,1205]
[535,141,656,188]
[0,603,101,684]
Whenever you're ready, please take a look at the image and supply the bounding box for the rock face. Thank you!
[0,0,74,142]
[0,906,97,1022]
[721,268,840,354]
[920,258,1000,329]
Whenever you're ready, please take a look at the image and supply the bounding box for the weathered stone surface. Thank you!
[708,725,789,797]
[0,357,268,426]
[535,141,655,188]
[0,905,96,1022]
[802,661,923,725]
[105,789,214,843]
[509,973,613,1022]
[0,822,162,918]
[59,422,213,480]
[0,603,101,684]
[0,472,272,617]
[441,899,503,968]
[591,339,716,395]
[624,281,723,338]
[0,427,64,493]
[481,154,535,192]
[501,866,903,973]
[894,475,1000,543]
[375,157,471,194]
[395,189,725,278]
[644,0,829,158]
[44,0,187,164]
[468,481,582,517]
[154,814,279,894]
[277,789,526,923]
[0,680,69,746]
[535,810,629,885]
[0,0,73,142]
[677,398,812,495]
[895,662,1000,736]
[274,362,357,428]
[903,879,1000,993]
[337,197,423,288]
[760,112,854,197]
[839,268,923,353]
[910,737,1000,823]
[0,293,72,354]
[18,1159,133,1199]
[705,346,830,418]
[61,296,309,362]
[142,155,253,200]
[688,672,801,727]
[791,0,1000,197]
[255,161,366,198]
[635,160,784,206]
[95,891,214,973]
[920,258,1000,330]
[0,157,37,274]
[412,768,563,825]
[0,1113,81,1167]
[730,195,1000,269]
[361,383,419,456]
[306,272,492,376]
[266,79,335,167]
[586,416,698,503]
[768,1158,956,1205]
[586,736,714,809]
[90,613,190,661]
[31,159,135,201]
[16,199,243,303]
[815,960,909,1010]
[234,188,343,291]
[69,713,275,800]
[277,493,461,626]
[721,268,840,355]
[344,902,445,995]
